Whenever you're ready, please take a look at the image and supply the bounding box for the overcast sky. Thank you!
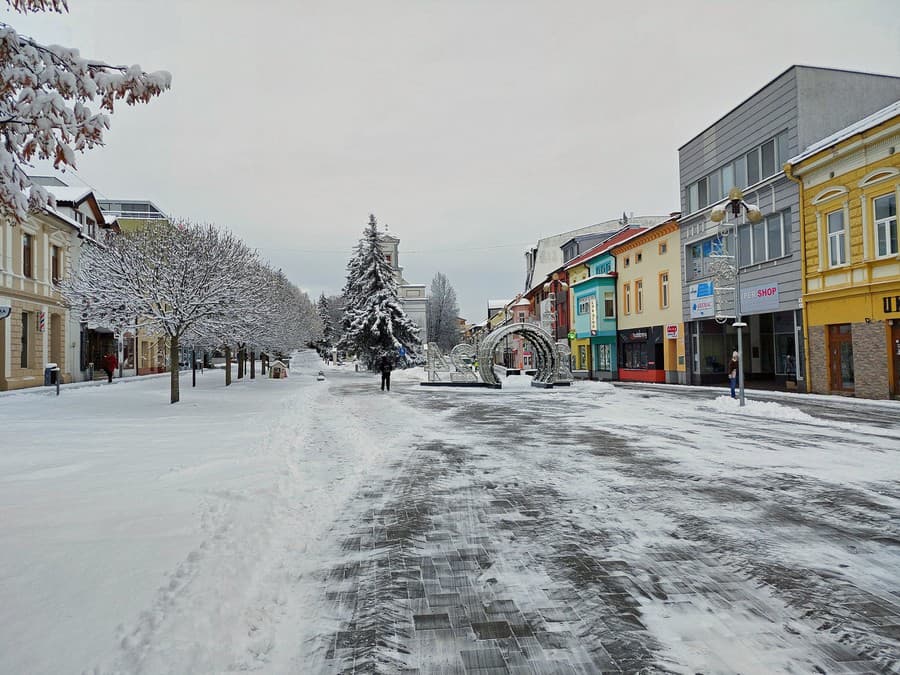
[8,0,900,321]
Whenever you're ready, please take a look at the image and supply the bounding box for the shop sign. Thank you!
[666,324,679,339]
[689,282,715,318]
[589,297,597,333]
[0,305,10,320]
[629,331,648,340]
[567,331,576,340]
[741,282,779,313]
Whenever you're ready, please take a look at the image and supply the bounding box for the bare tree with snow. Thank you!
[0,0,171,225]
[426,272,461,352]
[63,221,263,404]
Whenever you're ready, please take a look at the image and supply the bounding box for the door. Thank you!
[828,324,854,393]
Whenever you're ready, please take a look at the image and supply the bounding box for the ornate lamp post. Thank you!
[710,187,763,407]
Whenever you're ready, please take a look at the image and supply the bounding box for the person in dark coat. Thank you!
[379,354,393,392]
[101,352,118,383]
[728,350,739,399]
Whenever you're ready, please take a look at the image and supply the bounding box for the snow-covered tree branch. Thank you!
[0,0,171,224]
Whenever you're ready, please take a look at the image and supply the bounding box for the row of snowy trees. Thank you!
[338,215,421,368]
[63,221,321,403]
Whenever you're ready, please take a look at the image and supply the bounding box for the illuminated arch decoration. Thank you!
[477,322,559,388]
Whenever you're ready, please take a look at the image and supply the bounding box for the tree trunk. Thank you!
[170,334,180,404]
[261,353,267,375]
[225,346,232,386]
[250,350,256,379]
[237,346,244,379]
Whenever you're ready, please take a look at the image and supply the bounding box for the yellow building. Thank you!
[1,209,79,390]
[785,101,900,398]
[567,261,592,374]
[611,215,686,383]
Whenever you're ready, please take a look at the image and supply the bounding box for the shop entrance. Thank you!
[829,324,854,393]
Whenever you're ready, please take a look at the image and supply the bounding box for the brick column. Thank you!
[808,325,828,394]
[852,321,889,399]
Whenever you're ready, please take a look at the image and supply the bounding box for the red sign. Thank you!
[666,324,679,339]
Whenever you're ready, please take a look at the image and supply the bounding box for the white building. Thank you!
[378,232,428,345]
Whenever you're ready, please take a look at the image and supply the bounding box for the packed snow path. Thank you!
[1,351,898,674]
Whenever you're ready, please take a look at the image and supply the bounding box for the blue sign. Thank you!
[398,346,406,357]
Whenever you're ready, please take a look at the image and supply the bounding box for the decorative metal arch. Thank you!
[477,322,559,387]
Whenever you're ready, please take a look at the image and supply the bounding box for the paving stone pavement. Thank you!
[315,379,900,674]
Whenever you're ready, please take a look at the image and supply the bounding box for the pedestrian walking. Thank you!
[379,354,393,392]
[101,352,118,383]
[728,350,739,399]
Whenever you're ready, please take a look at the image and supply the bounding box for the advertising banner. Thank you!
[689,282,715,319]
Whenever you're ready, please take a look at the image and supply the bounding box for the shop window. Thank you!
[596,343,611,371]
[622,342,648,369]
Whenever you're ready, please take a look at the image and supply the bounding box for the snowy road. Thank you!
[1,351,898,674]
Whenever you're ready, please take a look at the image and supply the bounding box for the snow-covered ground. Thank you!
[0,350,897,674]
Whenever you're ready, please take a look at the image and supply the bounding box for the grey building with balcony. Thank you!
[678,66,900,389]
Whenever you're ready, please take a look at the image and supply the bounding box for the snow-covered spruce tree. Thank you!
[317,292,333,348]
[339,214,421,368]
[0,0,171,225]
[426,272,461,352]
[63,220,263,404]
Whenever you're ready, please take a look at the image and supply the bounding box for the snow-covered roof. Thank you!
[563,226,649,271]
[511,298,531,307]
[487,299,511,308]
[43,185,93,204]
[788,98,900,166]
[41,205,81,232]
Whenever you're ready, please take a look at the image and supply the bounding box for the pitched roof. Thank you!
[564,226,648,270]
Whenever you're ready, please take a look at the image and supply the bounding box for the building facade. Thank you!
[0,208,79,391]
[612,216,686,384]
[678,66,900,390]
[786,101,900,398]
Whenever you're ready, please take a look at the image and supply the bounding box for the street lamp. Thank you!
[710,187,763,407]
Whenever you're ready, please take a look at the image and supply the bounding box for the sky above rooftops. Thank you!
[8,0,900,321]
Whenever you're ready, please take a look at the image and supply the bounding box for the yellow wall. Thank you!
[566,263,590,331]
[613,222,684,331]
[795,113,900,327]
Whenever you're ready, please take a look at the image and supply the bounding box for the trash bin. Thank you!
[44,363,58,386]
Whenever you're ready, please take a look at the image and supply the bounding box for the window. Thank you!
[659,272,669,308]
[604,292,614,318]
[20,311,29,368]
[51,246,61,285]
[624,256,630,267]
[721,164,734,194]
[760,139,776,178]
[697,177,708,208]
[874,194,897,257]
[734,155,747,190]
[686,234,726,281]
[708,171,721,204]
[736,208,791,267]
[766,213,783,259]
[577,296,590,315]
[636,252,642,263]
[658,241,667,255]
[624,283,631,314]
[747,147,760,185]
[622,342,647,369]
[635,279,644,312]
[827,210,847,266]
[385,254,392,264]
[22,233,33,278]
[517,312,525,323]
[688,183,699,213]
